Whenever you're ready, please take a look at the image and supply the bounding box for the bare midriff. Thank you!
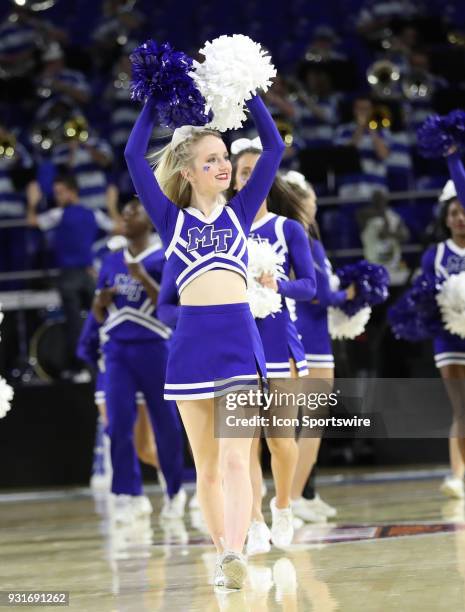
[179,269,247,306]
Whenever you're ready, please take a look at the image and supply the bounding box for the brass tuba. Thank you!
[401,69,434,101]
[367,60,401,99]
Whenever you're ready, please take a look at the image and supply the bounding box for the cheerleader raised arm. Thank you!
[124,36,284,590]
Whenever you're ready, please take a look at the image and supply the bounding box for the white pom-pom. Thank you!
[0,376,13,419]
[328,306,371,340]
[192,34,277,132]
[248,283,283,319]
[247,238,285,319]
[436,272,465,338]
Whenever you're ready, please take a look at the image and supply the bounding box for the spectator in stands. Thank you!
[335,95,391,198]
[36,43,91,109]
[92,0,144,71]
[356,0,422,40]
[359,190,410,285]
[295,65,341,150]
[51,119,118,218]
[385,106,414,192]
[0,122,42,287]
[27,174,114,381]
[303,25,347,63]
[402,49,448,141]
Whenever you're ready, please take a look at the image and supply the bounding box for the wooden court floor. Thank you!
[1,470,464,611]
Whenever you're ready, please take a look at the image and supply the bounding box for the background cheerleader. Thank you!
[92,198,185,524]
[421,149,465,500]
[278,172,355,522]
[77,311,164,498]
[227,139,316,555]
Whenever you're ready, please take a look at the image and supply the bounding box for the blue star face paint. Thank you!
[202,165,211,172]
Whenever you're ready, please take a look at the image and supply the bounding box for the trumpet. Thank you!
[367,60,401,99]
[401,69,434,101]
[368,105,392,131]
[0,133,16,159]
[63,116,89,143]
[275,118,294,148]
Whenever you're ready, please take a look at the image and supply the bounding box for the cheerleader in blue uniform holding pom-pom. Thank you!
[416,112,465,499]
[125,36,283,589]
[227,139,316,555]
[278,172,357,523]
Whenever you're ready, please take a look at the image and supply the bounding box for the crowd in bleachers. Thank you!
[1,0,465,287]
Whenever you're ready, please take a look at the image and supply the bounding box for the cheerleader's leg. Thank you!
[250,438,265,522]
[104,342,142,496]
[291,367,334,500]
[177,398,224,551]
[134,402,159,469]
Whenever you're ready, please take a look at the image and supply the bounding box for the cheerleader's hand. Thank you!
[258,272,278,292]
[96,287,117,308]
[346,283,356,300]
[127,261,147,282]
[447,145,458,156]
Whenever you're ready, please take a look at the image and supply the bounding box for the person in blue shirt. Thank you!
[27,173,114,378]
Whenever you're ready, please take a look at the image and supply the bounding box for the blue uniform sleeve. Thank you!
[124,98,179,245]
[229,95,285,230]
[157,267,179,328]
[277,219,316,300]
[447,151,465,208]
[421,245,436,281]
[312,240,348,306]
[76,312,101,367]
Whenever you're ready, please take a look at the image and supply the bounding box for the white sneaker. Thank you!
[270,497,294,548]
[132,495,153,519]
[440,476,465,500]
[305,494,337,518]
[189,492,200,509]
[90,472,112,491]
[214,555,225,588]
[161,487,186,519]
[291,497,327,523]
[246,520,271,556]
[293,516,304,530]
[219,551,248,590]
[113,494,134,525]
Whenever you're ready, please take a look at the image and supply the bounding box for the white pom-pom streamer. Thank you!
[0,302,13,418]
[0,377,13,419]
[247,238,285,319]
[436,272,465,338]
[328,306,372,340]
[191,34,277,132]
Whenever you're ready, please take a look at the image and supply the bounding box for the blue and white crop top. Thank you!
[125,95,284,297]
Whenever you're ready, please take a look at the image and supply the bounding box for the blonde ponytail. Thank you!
[148,129,223,208]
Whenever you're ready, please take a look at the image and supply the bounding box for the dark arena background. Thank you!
[1,0,465,610]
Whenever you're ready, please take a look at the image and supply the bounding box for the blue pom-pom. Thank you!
[387,274,441,341]
[336,261,389,316]
[447,109,465,149]
[417,114,455,159]
[130,40,211,129]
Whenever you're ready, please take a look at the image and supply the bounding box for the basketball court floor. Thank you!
[1,468,464,611]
